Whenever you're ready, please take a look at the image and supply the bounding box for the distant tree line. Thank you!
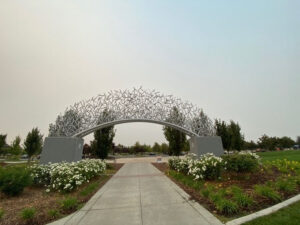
[0,128,43,162]
[246,134,297,151]
[215,119,298,151]
[83,141,170,158]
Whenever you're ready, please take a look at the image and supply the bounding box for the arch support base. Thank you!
[40,137,84,164]
[189,136,224,157]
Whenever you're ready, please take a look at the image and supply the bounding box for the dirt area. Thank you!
[152,163,300,218]
[0,163,123,225]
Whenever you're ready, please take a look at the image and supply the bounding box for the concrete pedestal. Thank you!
[40,137,84,164]
[189,136,223,157]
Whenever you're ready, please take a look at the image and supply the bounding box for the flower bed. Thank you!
[163,152,300,221]
[30,159,106,192]
[0,163,122,225]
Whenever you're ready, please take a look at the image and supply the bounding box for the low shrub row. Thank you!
[168,151,260,181]
[31,159,106,192]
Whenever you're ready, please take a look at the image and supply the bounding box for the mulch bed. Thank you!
[152,163,300,219]
[0,163,123,225]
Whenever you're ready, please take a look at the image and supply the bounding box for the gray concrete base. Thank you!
[189,136,224,157]
[40,137,84,164]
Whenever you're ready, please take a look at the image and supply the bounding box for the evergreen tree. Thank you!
[0,134,7,155]
[91,109,115,159]
[215,119,230,149]
[163,107,187,156]
[228,120,244,151]
[24,128,43,162]
[10,136,23,155]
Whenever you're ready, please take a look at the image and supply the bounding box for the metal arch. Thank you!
[73,119,199,138]
[48,87,216,137]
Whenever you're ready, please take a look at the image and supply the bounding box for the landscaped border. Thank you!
[153,161,300,225]
[226,193,300,225]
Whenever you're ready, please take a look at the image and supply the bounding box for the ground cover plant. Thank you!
[154,150,300,222]
[0,161,123,225]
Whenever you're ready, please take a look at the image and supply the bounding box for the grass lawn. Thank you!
[258,150,300,162]
[243,200,300,225]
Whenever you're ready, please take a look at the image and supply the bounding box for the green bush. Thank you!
[61,197,78,211]
[48,209,60,219]
[0,167,32,196]
[0,208,4,220]
[215,199,239,215]
[20,208,36,221]
[222,153,259,173]
[254,185,282,203]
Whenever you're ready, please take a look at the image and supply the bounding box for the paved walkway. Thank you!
[49,162,223,225]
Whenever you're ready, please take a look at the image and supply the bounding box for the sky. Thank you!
[0,0,299,146]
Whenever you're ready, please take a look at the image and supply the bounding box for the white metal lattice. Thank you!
[49,87,215,137]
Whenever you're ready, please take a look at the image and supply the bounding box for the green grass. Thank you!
[243,200,300,225]
[258,150,300,162]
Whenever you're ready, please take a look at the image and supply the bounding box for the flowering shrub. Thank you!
[31,159,106,192]
[169,153,223,180]
[222,151,260,173]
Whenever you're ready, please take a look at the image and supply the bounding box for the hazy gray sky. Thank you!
[0,0,299,146]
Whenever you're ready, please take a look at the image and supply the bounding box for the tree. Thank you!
[258,134,277,150]
[215,119,230,149]
[160,143,169,154]
[215,119,244,151]
[243,140,258,150]
[10,136,23,155]
[297,136,300,146]
[152,142,161,153]
[163,107,187,156]
[24,128,43,162]
[91,109,115,159]
[0,134,7,155]
[227,120,244,151]
[277,136,295,149]
[49,109,83,136]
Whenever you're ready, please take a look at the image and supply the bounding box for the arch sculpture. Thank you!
[41,88,223,163]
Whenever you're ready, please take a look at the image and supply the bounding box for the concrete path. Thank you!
[49,163,223,225]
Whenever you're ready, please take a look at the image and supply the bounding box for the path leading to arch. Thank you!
[49,162,222,225]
